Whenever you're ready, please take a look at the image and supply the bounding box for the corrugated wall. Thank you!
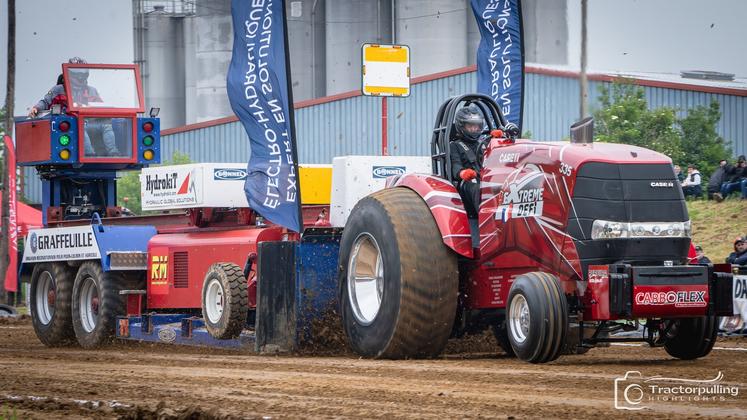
[21,71,747,203]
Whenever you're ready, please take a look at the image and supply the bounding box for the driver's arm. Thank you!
[450,142,467,180]
[29,85,63,117]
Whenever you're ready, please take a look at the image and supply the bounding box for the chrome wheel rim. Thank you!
[205,278,225,324]
[78,276,99,333]
[509,294,530,344]
[35,271,55,325]
[347,233,384,326]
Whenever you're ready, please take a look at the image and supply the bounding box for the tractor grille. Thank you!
[173,252,189,289]
[568,162,690,270]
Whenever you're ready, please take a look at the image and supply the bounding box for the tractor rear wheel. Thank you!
[664,316,718,360]
[506,272,568,363]
[30,263,76,346]
[201,263,248,339]
[339,187,459,359]
[72,262,129,348]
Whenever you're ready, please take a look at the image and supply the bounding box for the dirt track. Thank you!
[1,317,746,419]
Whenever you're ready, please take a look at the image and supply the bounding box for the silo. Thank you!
[395,0,467,77]
[143,11,186,129]
[183,16,198,124]
[465,0,480,66]
[287,0,326,101]
[325,0,392,96]
[194,0,233,122]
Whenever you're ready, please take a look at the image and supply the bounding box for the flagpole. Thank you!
[281,0,303,233]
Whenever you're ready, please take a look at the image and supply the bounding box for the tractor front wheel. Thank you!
[201,263,248,339]
[339,187,459,359]
[506,272,568,363]
[664,316,718,360]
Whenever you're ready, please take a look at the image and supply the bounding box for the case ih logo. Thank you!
[649,181,674,188]
[372,166,406,178]
[634,291,706,307]
[213,168,247,181]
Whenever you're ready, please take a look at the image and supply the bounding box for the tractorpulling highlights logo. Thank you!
[614,371,739,410]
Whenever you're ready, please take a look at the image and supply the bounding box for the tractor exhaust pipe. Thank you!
[570,116,594,144]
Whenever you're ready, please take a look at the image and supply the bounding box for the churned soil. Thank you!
[1,318,746,419]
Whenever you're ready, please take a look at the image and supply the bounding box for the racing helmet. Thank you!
[68,57,89,84]
[454,105,485,142]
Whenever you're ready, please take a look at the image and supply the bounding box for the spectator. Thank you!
[694,245,711,264]
[714,155,747,202]
[681,164,702,198]
[725,237,747,265]
[707,159,729,200]
[674,165,685,184]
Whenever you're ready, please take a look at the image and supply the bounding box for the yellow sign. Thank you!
[151,255,168,284]
[361,43,410,97]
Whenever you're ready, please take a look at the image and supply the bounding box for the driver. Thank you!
[450,105,486,219]
[28,57,119,157]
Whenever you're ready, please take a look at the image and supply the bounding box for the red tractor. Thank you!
[337,94,733,363]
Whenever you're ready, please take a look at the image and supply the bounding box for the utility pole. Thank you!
[1,0,16,303]
[579,0,589,119]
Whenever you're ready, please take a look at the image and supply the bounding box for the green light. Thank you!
[143,135,154,146]
[59,135,70,146]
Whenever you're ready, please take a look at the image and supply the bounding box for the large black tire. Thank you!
[339,187,459,359]
[201,263,248,339]
[506,272,568,363]
[71,262,130,348]
[0,304,18,317]
[29,263,76,346]
[492,320,516,357]
[664,316,718,360]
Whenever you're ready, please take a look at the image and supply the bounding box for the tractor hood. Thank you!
[511,140,672,168]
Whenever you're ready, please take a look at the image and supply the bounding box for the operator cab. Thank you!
[15,63,161,224]
[16,63,160,169]
[430,94,515,184]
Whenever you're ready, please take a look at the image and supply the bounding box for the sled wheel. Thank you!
[664,316,718,360]
[30,262,76,346]
[506,272,568,363]
[201,263,248,339]
[492,319,516,357]
[340,187,459,359]
[72,262,129,348]
[0,304,18,317]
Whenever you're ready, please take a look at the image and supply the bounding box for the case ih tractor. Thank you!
[337,94,733,363]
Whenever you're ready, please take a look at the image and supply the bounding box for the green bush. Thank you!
[593,80,731,183]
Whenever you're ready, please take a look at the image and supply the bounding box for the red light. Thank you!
[143,122,154,133]
[491,129,504,138]
[59,121,70,132]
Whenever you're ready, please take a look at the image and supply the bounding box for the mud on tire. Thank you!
[30,262,76,347]
[506,272,568,363]
[664,316,718,360]
[72,262,130,348]
[201,263,248,339]
[339,187,459,359]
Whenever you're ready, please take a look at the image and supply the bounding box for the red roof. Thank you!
[0,191,43,237]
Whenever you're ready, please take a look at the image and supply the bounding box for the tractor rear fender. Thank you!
[387,173,473,258]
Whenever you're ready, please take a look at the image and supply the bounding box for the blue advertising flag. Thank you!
[227,0,302,232]
[470,0,524,131]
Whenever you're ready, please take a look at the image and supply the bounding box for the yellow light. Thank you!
[59,149,71,160]
[143,149,154,160]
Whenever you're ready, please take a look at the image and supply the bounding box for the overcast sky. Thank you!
[567,0,747,77]
[0,0,133,117]
[2,0,745,117]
